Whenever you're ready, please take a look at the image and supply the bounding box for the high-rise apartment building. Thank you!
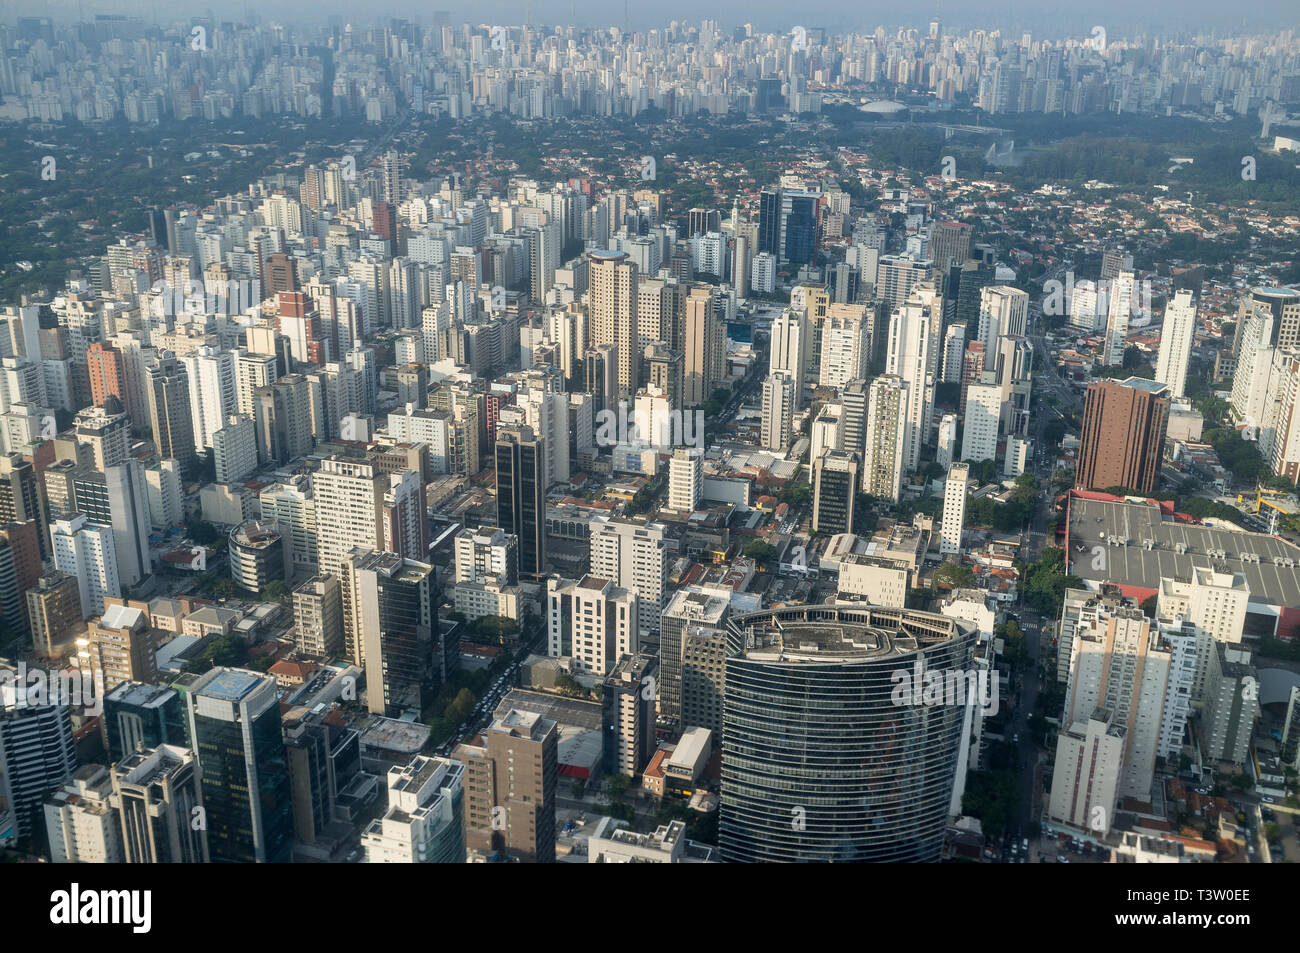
[1154,290,1196,399]
[1076,378,1170,494]
[110,744,208,863]
[362,755,465,863]
[311,457,388,577]
[588,517,667,640]
[452,709,558,863]
[292,573,345,658]
[44,764,123,863]
[961,378,1002,462]
[940,462,969,555]
[760,371,796,452]
[667,448,702,513]
[587,250,639,399]
[453,526,519,586]
[50,514,118,618]
[862,374,907,502]
[546,575,639,677]
[885,292,935,471]
[602,653,658,778]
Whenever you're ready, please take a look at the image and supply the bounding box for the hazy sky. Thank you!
[13,0,1299,37]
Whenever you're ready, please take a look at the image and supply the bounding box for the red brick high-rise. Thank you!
[87,341,126,410]
[1076,378,1171,495]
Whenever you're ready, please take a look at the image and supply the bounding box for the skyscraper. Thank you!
[186,668,292,863]
[311,457,388,578]
[546,575,639,676]
[587,250,639,399]
[940,462,969,555]
[1103,270,1136,366]
[719,605,976,862]
[0,667,77,840]
[495,425,546,577]
[147,354,198,477]
[862,374,908,503]
[602,653,658,778]
[589,517,667,640]
[885,293,935,471]
[451,709,558,863]
[182,345,237,451]
[812,449,858,535]
[362,755,465,863]
[667,448,702,513]
[760,372,796,452]
[768,308,809,404]
[50,514,118,618]
[1155,290,1196,399]
[111,744,208,863]
[1076,378,1170,494]
[345,551,440,718]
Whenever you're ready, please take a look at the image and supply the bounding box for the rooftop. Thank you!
[195,668,262,702]
[1067,497,1300,607]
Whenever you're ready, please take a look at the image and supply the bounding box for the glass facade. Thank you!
[719,605,976,863]
[192,680,292,863]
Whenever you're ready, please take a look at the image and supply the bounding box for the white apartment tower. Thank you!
[668,448,702,512]
[940,463,969,556]
[1104,271,1136,366]
[1154,290,1196,400]
[760,372,796,452]
[546,575,639,677]
[768,308,809,407]
[453,526,519,586]
[588,518,668,639]
[51,514,119,618]
[885,293,935,471]
[183,345,237,451]
[961,379,1002,462]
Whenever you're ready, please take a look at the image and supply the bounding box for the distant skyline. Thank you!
[9,0,1299,38]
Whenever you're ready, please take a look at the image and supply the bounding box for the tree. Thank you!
[261,579,289,605]
[472,615,520,643]
[443,687,476,725]
[744,540,777,562]
[934,561,976,590]
[187,520,220,545]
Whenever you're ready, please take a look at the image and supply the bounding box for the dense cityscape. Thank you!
[0,7,1296,900]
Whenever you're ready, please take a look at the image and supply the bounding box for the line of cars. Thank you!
[434,661,522,757]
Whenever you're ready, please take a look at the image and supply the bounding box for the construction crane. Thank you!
[1236,486,1295,534]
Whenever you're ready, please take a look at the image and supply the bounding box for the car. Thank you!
[1261,796,1275,803]
[1022,837,1029,851]
[1057,855,1068,863]
[1013,732,1020,743]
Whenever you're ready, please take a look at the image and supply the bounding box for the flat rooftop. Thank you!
[728,605,964,663]
[495,689,601,731]
[196,669,262,702]
[1067,497,1300,607]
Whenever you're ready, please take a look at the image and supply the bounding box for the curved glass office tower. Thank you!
[720,604,977,862]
